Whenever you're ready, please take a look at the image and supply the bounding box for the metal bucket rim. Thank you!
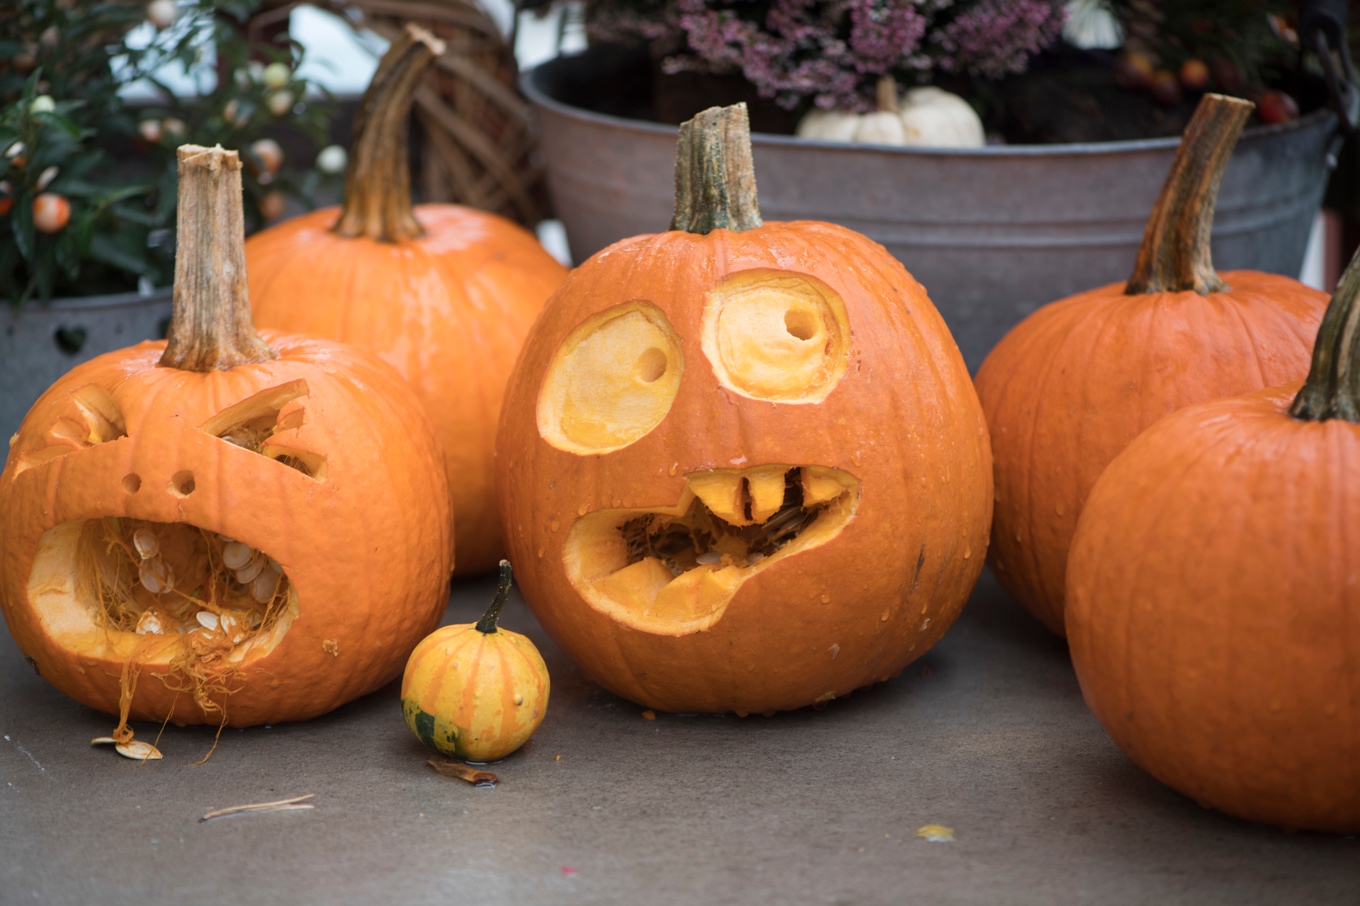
[9,285,173,315]
[523,54,1338,158]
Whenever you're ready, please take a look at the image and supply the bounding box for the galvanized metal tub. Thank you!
[1,288,174,442]
[526,51,1338,370]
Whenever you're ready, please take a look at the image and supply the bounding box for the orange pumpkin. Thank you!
[0,146,453,746]
[1066,251,1360,833]
[401,560,550,761]
[974,94,1328,636]
[246,25,567,576]
[496,105,992,715]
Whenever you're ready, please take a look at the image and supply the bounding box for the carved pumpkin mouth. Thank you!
[563,466,860,635]
[29,517,298,689]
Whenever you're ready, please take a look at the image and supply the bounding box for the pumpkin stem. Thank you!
[332,24,446,242]
[159,145,276,372]
[671,103,763,235]
[1124,93,1254,296]
[475,560,515,634]
[875,75,899,114]
[1290,246,1360,422]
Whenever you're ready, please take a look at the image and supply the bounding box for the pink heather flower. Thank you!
[848,0,928,75]
[586,0,1066,110]
[934,0,1067,79]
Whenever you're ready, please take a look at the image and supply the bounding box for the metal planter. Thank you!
[525,50,1337,370]
[2,287,174,441]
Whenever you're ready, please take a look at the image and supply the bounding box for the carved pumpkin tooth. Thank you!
[687,471,748,526]
[801,468,853,506]
[132,528,159,560]
[221,541,253,570]
[745,466,788,524]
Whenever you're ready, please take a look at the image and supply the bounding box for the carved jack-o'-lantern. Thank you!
[496,106,992,715]
[0,147,453,745]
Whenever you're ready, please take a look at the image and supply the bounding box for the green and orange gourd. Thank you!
[246,25,567,576]
[402,560,549,761]
[975,93,1329,636]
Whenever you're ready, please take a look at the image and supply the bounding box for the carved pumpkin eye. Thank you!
[537,301,684,455]
[14,384,127,475]
[202,380,326,479]
[701,270,851,403]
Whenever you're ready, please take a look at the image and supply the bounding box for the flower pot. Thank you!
[525,47,1339,370]
[1,287,174,441]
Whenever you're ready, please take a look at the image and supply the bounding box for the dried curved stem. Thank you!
[160,145,275,372]
[1125,93,1254,296]
[333,24,447,242]
[475,560,514,634]
[671,103,763,235]
[1290,246,1360,422]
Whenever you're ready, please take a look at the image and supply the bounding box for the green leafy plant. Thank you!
[0,0,339,305]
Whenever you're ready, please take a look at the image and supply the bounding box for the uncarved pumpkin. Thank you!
[0,146,453,739]
[496,104,992,716]
[246,25,567,576]
[1066,250,1360,833]
[974,94,1328,636]
[797,76,985,147]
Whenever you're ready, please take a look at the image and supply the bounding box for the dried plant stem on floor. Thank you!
[200,794,316,822]
[426,755,498,785]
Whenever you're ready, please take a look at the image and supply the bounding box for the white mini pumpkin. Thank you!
[797,77,985,148]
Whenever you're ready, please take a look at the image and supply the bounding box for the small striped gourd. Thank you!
[401,562,549,761]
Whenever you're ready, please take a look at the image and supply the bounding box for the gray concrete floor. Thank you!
[2,568,1356,905]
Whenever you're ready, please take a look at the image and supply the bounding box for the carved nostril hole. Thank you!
[635,347,668,383]
[784,309,817,341]
[122,473,141,494]
[169,471,195,498]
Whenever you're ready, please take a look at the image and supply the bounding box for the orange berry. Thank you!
[259,191,286,222]
[33,193,70,233]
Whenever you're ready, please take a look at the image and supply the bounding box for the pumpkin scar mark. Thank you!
[908,544,926,598]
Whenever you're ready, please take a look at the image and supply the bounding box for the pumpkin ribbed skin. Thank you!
[401,619,549,761]
[0,332,453,727]
[1067,383,1360,832]
[975,271,1325,635]
[246,205,566,575]
[496,220,993,715]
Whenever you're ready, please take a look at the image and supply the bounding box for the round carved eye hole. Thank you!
[702,270,851,403]
[537,302,684,455]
